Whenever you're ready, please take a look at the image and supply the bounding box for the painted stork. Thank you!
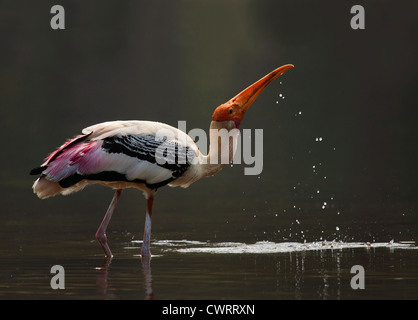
[30,64,294,257]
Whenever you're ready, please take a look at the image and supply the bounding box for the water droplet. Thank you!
[336,226,340,231]
[279,93,283,97]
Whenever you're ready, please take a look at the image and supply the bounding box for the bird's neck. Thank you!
[200,120,239,177]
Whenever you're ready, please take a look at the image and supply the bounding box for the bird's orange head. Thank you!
[212,64,294,128]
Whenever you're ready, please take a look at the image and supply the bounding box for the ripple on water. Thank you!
[142,240,417,254]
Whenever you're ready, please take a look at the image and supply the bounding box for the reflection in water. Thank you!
[91,240,416,300]
[94,255,154,300]
[141,255,154,300]
[2,239,414,299]
[95,257,114,298]
[277,249,340,299]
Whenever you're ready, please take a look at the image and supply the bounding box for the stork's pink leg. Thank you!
[141,195,154,257]
[96,189,122,257]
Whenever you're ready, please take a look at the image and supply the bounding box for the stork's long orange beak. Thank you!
[232,64,294,113]
[212,64,294,125]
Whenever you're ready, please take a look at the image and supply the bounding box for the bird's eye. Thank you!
[229,108,233,114]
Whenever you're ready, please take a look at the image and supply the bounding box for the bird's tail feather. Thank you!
[32,176,64,199]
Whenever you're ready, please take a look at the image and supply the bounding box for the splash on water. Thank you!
[144,240,417,254]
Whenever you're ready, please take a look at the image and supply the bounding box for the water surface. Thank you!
[2,199,417,300]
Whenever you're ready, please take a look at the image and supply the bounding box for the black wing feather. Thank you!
[102,134,195,178]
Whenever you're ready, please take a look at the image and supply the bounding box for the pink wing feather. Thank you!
[42,139,103,182]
